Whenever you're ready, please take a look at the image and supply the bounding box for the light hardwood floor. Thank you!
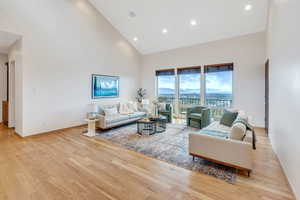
[0,124,295,200]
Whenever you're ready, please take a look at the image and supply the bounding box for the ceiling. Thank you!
[0,30,20,54]
[89,0,269,55]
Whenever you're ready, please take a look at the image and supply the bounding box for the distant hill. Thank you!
[159,88,175,94]
[159,88,231,94]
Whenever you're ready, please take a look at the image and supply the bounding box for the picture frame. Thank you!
[91,74,119,99]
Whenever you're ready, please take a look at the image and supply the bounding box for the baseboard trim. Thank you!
[14,131,23,138]
[269,137,298,200]
[254,126,266,129]
[22,124,87,138]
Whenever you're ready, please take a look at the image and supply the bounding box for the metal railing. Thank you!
[158,96,232,119]
[158,96,175,104]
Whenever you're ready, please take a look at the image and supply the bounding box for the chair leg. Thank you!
[192,155,195,161]
[247,170,251,177]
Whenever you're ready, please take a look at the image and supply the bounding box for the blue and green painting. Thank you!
[92,75,119,98]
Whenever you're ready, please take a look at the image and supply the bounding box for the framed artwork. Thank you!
[92,74,119,99]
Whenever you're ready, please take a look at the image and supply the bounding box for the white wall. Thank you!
[141,32,266,127]
[0,0,141,136]
[8,39,23,134]
[0,53,8,122]
[267,0,300,199]
[8,61,15,128]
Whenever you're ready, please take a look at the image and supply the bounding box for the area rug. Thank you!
[96,123,236,183]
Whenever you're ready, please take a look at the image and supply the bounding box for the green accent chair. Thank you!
[158,104,172,123]
[186,106,211,129]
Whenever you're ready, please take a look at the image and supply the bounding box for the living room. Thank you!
[0,0,299,199]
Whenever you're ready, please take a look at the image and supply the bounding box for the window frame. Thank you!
[155,68,176,106]
[155,63,234,109]
[177,66,202,108]
[203,63,234,108]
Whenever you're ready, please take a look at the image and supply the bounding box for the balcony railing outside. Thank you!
[158,96,232,120]
[158,96,175,104]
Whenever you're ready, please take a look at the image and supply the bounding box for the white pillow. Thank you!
[236,110,248,122]
[119,102,131,114]
[128,101,138,112]
[230,122,247,141]
[104,107,118,116]
[158,103,166,111]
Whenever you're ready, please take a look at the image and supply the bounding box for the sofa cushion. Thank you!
[189,113,202,119]
[230,122,247,141]
[203,121,231,134]
[220,110,238,127]
[103,107,118,116]
[129,112,146,119]
[98,104,119,115]
[199,129,228,139]
[105,114,131,124]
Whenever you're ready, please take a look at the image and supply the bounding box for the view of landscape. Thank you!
[157,71,233,115]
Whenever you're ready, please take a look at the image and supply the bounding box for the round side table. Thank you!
[83,119,99,137]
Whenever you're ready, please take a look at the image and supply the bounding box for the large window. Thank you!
[178,67,201,114]
[155,63,233,119]
[205,64,233,118]
[156,69,175,104]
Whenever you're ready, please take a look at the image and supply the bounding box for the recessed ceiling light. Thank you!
[133,37,138,42]
[244,4,253,11]
[190,19,197,26]
[162,28,168,34]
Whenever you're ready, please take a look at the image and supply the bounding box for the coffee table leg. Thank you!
[150,123,156,135]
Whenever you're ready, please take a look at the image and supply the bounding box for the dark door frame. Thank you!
[6,62,9,101]
[265,60,269,136]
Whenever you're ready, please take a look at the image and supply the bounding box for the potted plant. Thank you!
[136,88,146,103]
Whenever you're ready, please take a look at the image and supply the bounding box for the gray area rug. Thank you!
[96,123,236,183]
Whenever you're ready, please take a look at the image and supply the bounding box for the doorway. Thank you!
[0,30,21,131]
[8,61,15,128]
[265,60,269,135]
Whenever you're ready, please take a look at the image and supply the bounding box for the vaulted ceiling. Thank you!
[89,0,269,55]
[0,30,20,54]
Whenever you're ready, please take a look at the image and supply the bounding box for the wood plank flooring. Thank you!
[0,124,295,200]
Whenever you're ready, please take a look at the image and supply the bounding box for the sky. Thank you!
[158,71,232,94]
[205,71,232,93]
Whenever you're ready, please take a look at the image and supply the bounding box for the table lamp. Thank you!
[141,99,150,105]
[87,103,98,120]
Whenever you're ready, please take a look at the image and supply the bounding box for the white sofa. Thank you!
[189,111,254,175]
[96,103,147,129]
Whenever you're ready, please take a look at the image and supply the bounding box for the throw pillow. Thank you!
[230,122,247,141]
[236,110,248,122]
[132,102,138,112]
[158,103,166,111]
[119,102,130,114]
[220,110,238,127]
[127,101,138,113]
[104,107,118,116]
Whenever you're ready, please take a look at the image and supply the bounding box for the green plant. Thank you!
[136,88,146,103]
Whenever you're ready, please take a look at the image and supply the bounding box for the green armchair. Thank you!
[158,104,172,123]
[186,106,211,129]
